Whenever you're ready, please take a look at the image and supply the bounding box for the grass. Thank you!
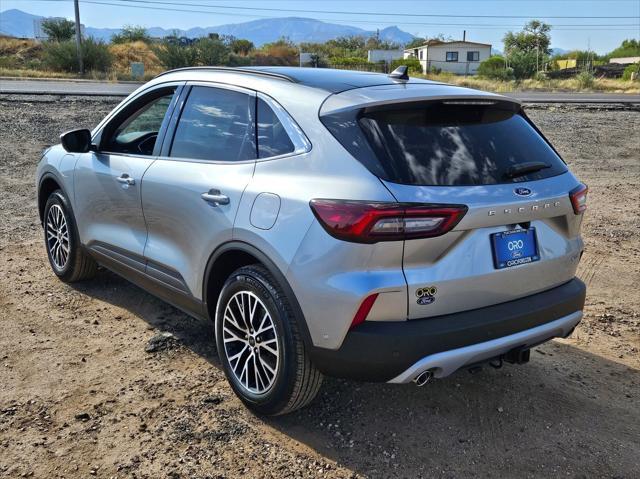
[420,72,640,94]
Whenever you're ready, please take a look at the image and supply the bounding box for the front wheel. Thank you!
[215,265,322,415]
[43,190,97,282]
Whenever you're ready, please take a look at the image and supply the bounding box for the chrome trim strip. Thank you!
[388,311,582,384]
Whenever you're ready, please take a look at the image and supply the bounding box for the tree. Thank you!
[326,36,366,56]
[404,37,428,49]
[503,20,552,77]
[111,25,151,44]
[41,18,76,42]
[230,39,254,56]
[503,20,551,56]
[365,36,399,51]
[606,39,640,59]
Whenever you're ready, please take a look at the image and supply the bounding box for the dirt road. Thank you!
[0,95,638,478]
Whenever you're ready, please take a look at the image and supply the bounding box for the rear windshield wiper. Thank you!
[504,161,551,179]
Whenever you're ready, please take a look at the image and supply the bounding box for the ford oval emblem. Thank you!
[514,187,532,197]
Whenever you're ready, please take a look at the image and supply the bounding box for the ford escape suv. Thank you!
[36,67,587,415]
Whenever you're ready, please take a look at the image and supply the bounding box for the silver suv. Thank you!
[36,67,587,415]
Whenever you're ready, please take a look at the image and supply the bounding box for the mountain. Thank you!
[0,9,414,46]
[0,9,41,37]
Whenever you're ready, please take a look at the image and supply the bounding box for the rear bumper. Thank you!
[309,278,586,382]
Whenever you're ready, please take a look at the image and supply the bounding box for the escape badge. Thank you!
[416,286,437,305]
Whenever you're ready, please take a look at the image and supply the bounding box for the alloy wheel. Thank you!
[46,204,70,270]
[222,290,280,394]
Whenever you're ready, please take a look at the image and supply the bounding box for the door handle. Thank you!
[201,189,230,206]
[116,173,135,186]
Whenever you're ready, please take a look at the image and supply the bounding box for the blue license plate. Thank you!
[491,228,540,269]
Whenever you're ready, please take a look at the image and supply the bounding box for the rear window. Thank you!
[322,101,567,186]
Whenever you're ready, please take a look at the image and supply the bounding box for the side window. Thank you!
[170,86,256,162]
[467,51,480,62]
[257,98,295,159]
[103,89,176,156]
[446,51,459,62]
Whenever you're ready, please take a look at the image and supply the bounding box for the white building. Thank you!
[404,40,492,75]
[609,57,640,65]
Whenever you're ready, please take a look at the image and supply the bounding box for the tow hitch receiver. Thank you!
[503,347,531,365]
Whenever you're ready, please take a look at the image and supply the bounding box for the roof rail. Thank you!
[153,66,297,83]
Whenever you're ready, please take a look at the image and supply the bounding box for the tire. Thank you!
[215,265,323,415]
[43,189,97,283]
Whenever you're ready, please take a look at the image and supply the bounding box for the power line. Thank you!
[21,0,640,30]
[114,0,640,19]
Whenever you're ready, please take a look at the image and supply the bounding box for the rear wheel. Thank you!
[43,190,97,282]
[215,265,322,415]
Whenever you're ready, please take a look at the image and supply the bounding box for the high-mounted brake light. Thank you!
[309,199,467,243]
[569,183,588,215]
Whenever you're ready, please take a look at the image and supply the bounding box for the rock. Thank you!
[145,332,179,353]
[74,412,91,421]
[202,396,223,406]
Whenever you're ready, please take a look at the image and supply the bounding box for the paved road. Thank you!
[0,78,138,96]
[2,78,639,103]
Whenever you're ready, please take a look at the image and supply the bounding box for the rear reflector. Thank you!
[569,183,588,214]
[310,199,467,243]
[350,293,379,329]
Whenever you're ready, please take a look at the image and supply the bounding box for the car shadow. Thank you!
[70,268,640,478]
[70,267,220,364]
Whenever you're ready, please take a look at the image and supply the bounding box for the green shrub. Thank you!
[507,50,538,79]
[111,25,151,44]
[390,57,422,74]
[533,71,548,82]
[576,70,595,89]
[226,53,251,67]
[622,63,640,81]
[0,55,18,68]
[194,37,230,66]
[477,56,512,80]
[152,41,198,69]
[43,38,112,72]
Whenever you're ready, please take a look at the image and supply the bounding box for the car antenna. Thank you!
[389,65,409,81]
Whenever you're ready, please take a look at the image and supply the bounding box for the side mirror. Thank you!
[60,129,93,153]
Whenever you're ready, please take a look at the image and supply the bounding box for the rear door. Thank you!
[359,101,584,318]
[141,83,257,299]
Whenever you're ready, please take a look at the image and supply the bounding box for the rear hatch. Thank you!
[321,85,585,319]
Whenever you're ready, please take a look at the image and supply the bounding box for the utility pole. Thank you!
[73,0,84,75]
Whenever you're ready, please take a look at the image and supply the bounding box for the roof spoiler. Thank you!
[389,65,409,82]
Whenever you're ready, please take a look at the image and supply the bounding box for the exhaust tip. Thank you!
[413,370,433,387]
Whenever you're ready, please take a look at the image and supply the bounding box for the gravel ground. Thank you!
[0,95,639,479]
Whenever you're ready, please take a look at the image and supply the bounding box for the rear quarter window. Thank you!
[322,101,567,186]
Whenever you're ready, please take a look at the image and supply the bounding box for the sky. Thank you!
[3,0,640,54]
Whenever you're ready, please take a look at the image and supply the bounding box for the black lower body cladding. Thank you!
[310,278,586,382]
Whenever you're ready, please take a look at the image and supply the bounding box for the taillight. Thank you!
[569,183,588,214]
[309,199,467,243]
